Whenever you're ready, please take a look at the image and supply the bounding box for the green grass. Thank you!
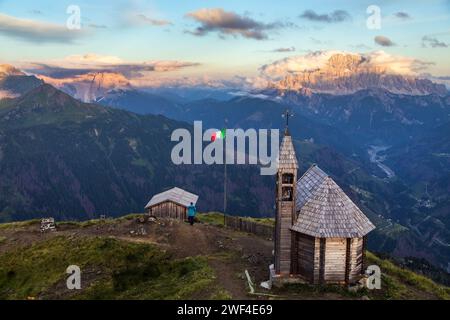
[275,282,367,299]
[2,215,449,300]
[0,214,144,231]
[0,236,218,300]
[366,251,450,300]
[210,289,233,300]
[198,212,275,227]
[59,219,115,229]
[197,212,226,226]
[274,252,450,300]
[0,219,40,230]
[58,214,144,228]
[246,217,275,226]
[115,214,144,222]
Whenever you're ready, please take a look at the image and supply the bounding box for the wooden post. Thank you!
[319,238,326,284]
[291,232,299,274]
[361,236,367,275]
[345,238,351,285]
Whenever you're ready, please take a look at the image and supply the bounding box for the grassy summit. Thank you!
[0,236,221,300]
[0,214,449,300]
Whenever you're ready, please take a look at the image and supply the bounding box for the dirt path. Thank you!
[1,217,446,300]
[0,218,271,299]
[0,218,357,300]
[117,220,274,299]
[168,222,214,257]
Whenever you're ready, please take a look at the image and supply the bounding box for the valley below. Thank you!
[368,145,396,179]
[1,55,450,285]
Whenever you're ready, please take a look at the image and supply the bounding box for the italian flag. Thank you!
[211,129,226,142]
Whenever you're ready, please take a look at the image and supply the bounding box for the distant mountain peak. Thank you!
[270,53,448,96]
[39,71,132,103]
[0,64,25,77]
[20,83,74,102]
[0,84,108,130]
[12,83,79,113]
[1,65,43,99]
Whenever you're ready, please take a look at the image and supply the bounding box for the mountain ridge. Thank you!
[0,83,276,221]
[0,65,43,99]
[1,64,450,274]
[268,53,448,96]
[39,72,132,103]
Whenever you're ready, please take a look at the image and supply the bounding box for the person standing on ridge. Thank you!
[187,202,197,226]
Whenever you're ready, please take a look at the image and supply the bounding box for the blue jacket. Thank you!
[187,205,197,217]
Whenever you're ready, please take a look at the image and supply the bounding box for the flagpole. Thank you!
[224,155,227,219]
[223,119,228,226]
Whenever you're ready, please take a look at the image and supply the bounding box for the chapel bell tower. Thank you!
[274,110,298,275]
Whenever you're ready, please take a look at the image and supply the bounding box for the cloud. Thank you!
[0,13,83,43]
[0,89,20,99]
[129,75,239,89]
[365,50,433,74]
[135,14,172,26]
[374,35,396,47]
[273,47,295,52]
[260,50,344,79]
[429,75,450,88]
[121,10,172,28]
[19,54,204,95]
[422,35,448,48]
[22,54,200,80]
[258,50,434,81]
[87,24,107,29]
[394,12,411,20]
[299,10,351,23]
[185,8,288,40]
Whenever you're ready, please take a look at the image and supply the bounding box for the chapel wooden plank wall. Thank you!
[293,234,366,284]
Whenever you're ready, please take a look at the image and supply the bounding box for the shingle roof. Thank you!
[278,133,298,170]
[291,165,375,238]
[145,187,199,209]
[295,165,328,211]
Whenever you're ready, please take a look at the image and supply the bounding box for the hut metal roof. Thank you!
[145,187,199,209]
[291,165,375,238]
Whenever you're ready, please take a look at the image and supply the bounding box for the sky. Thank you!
[0,0,449,87]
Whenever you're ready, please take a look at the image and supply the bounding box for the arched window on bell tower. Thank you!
[282,173,294,184]
[281,173,294,201]
[282,186,293,201]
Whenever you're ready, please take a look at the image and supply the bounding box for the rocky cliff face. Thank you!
[39,72,132,102]
[271,53,448,96]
